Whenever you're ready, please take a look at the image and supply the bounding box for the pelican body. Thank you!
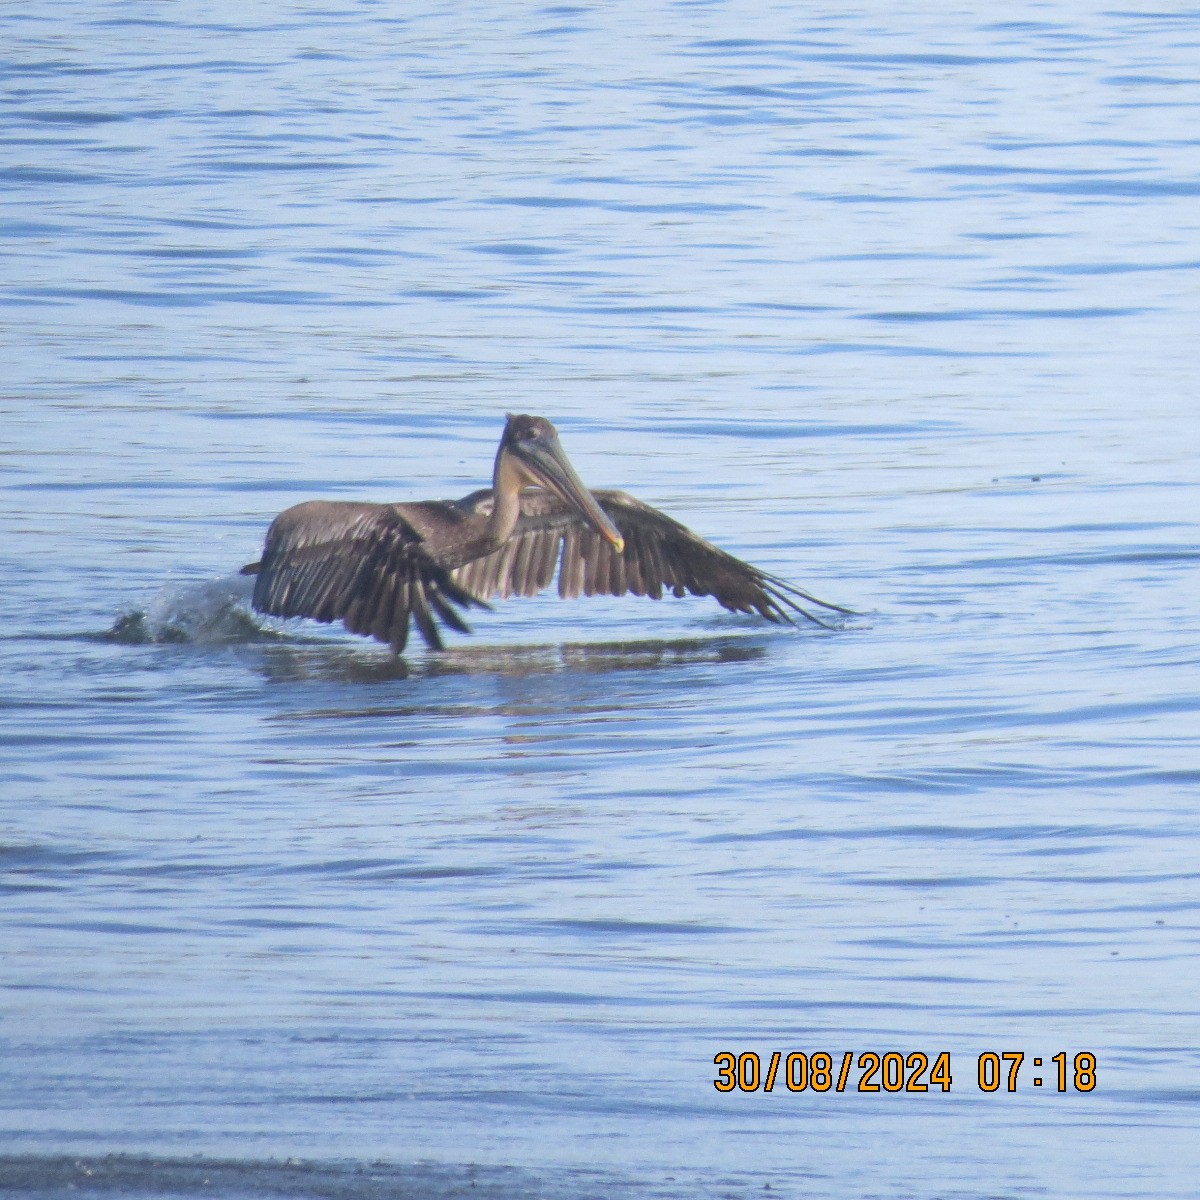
[242,414,847,653]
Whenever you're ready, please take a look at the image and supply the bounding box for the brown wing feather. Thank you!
[451,489,849,628]
[246,500,486,652]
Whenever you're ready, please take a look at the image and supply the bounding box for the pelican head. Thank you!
[501,413,625,554]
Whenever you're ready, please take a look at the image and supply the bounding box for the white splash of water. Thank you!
[110,574,273,645]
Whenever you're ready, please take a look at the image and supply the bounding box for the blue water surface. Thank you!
[2,3,1198,1197]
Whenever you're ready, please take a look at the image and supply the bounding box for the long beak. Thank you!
[519,434,625,554]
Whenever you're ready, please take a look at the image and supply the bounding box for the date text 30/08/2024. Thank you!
[713,1051,1097,1094]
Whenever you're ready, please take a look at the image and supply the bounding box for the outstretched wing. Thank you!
[242,500,487,652]
[452,490,849,627]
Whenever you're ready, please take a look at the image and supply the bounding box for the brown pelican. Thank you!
[241,413,848,653]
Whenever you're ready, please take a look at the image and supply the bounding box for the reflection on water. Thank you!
[255,634,767,687]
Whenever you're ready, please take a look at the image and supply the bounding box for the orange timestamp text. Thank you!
[713,1051,1097,1094]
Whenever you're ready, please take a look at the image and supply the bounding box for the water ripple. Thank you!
[2,4,1197,1197]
